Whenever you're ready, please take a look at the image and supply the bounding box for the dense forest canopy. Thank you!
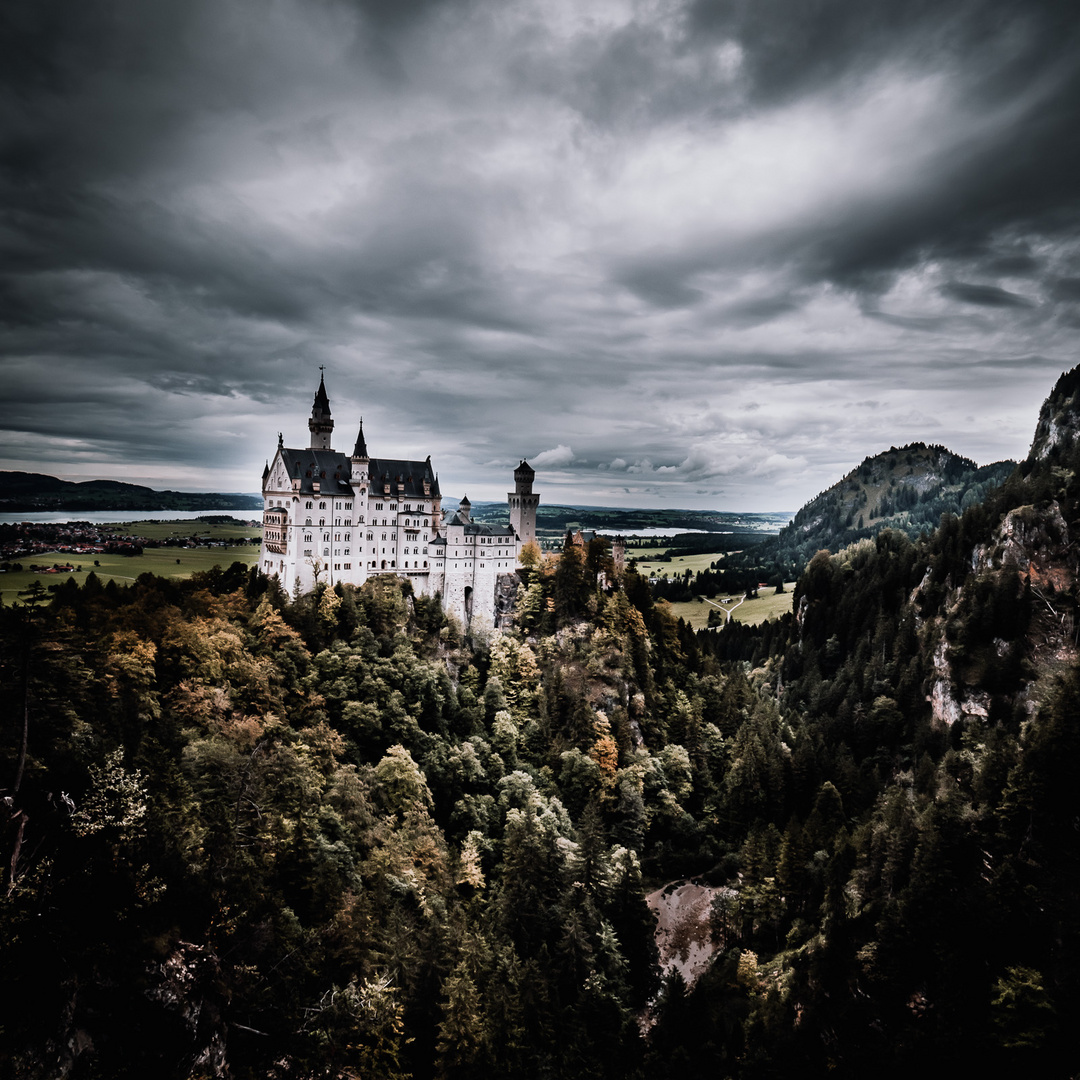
[4,370,1080,1078]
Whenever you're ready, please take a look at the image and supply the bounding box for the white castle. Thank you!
[259,376,539,628]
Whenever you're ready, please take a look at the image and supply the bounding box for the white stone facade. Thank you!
[259,377,538,628]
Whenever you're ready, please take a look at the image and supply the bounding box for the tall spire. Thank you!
[352,417,368,459]
[313,370,330,415]
[308,370,334,450]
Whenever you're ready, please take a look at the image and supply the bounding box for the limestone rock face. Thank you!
[493,572,520,629]
[1028,367,1080,464]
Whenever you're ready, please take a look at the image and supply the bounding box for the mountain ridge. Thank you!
[726,441,1016,581]
[0,471,262,512]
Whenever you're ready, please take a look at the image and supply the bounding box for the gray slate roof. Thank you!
[278,448,440,499]
[444,512,515,536]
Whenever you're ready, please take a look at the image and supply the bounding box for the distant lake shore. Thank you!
[0,510,261,527]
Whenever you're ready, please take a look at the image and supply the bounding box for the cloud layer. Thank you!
[3,0,1080,509]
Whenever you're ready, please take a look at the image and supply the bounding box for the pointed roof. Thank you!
[312,373,331,416]
[352,419,368,458]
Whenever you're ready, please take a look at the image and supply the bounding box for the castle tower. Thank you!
[508,459,539,550]
[350,418,369,489]
[308,372,334,450]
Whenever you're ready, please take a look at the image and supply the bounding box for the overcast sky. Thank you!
[3,0,1080,511]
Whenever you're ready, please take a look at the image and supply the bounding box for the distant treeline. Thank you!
[0,470,261,512]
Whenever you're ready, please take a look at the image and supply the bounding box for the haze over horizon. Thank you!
[4,0,1080,512]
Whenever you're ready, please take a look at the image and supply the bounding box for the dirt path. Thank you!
[703,594,744,629]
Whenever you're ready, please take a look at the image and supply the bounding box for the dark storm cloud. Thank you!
[674,0,1080,292]
[2,0,1080,507]
[1048,277,1080,301]
[614,264,706,308]
[939,282,1036,308]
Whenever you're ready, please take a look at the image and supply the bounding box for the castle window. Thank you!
[344,562,351,569]
[304,548,312,556]
[319,502,326,509]
[306,501,312,509]
[376,503,383,510]
[319,518,325,526]
[304,534,312,542]
[344,503,352,510]
[306,518,312,526]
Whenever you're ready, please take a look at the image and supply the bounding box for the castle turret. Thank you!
[458,494,471,524]
[352,418,368,459]
[350,419,369,490]
[308,373,334,450]
[508,459,539,550]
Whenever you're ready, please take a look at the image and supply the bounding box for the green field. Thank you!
[662,584,797,630]
[629,549,731,577]
[1,520,261,605]
[102,518,261,542]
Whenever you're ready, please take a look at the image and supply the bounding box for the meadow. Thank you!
[629,549,730,577]
[1,520,261,604]
[662,585,797,629]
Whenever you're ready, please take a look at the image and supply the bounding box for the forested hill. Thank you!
[725,442,1015,581]
[0,470,262,512]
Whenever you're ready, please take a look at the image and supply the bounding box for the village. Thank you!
[0,520,261,573]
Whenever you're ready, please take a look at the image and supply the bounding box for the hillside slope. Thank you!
[0,471,262,512]
[692,367,1080,1074]
[727,442,1014,580]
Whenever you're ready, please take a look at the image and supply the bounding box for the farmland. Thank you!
[662,585,797,629]
[1,519,261,604]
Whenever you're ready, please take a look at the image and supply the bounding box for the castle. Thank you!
[259,376,539,628]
